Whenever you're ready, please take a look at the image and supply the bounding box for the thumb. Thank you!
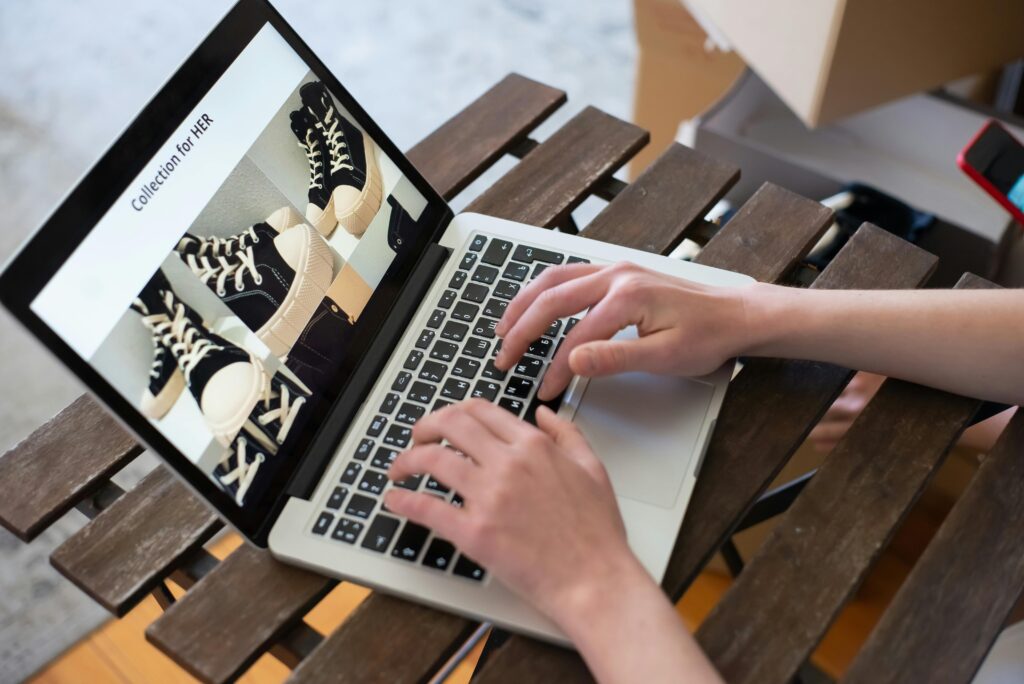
[569,334,664,377]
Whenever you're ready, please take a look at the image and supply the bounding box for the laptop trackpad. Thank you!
[571,359,714,510]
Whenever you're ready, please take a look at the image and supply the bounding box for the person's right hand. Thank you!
[494,262,755,400]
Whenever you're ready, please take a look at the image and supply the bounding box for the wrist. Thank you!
[737,282,809,358]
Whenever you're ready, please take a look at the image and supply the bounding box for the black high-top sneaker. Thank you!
[299,80,382,237]
[214,432,267,506]
[284,297,356,393]
[176,218,334,358]
[153,285,269,448]
[249,370,310,452]
[131,270,184,419]
[290,110,337,237]
[176,206,303,260]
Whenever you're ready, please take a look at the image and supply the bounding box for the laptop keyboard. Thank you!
[310,232,593,582]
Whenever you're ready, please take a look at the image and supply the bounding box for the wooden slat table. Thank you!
[4,73,1023,684]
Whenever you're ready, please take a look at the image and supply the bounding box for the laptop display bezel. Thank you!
[0,0,452,541]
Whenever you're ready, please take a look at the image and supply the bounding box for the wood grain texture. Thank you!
[146,544,334,684]
[843,408,1024,684]
[407,73,565,200]
[466,106,648,227]
[50,467,220,616]
[582,143,739,254]
[0,394,141,541]
[286,593,477,684]
[473,635,591,684]
[660,224,939,602]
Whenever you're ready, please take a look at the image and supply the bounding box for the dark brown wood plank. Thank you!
[286,594,477,684]
[660,223,939,600]
[582,142,739,254]
[466,105,648,228]
[473,637,591,684]
[0,395,141,541]
[50,467,220,616]
[696,274,992,684]
[146,544,333,684]
[407,73,566,200]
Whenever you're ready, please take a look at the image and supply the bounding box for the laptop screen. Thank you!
[17,7,448,529]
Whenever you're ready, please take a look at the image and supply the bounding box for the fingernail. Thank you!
[575,348,595,375]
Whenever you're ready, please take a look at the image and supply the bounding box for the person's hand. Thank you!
[808,371,885,453]
[383,399,644,626]
[493,262,753,400]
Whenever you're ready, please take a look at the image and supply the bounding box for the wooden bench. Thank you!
[2,73,1021,683]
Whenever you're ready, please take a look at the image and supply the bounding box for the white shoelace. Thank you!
[178,225,261,259]
[183,246,263,297]
[313,105,354,176]
[298,129,326,191]
[136,294,223,383]
[218,436,264,505]
[257,383,305,444]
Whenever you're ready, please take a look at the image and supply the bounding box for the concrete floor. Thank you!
[0,0,636,679]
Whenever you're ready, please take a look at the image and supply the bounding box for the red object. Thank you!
[957,120,1024,227]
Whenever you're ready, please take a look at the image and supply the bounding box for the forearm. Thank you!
[744,285,1024,406]
[556,556,722,684]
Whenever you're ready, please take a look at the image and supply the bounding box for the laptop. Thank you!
[0,0,752,643]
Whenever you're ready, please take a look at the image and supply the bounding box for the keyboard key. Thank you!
[451,493,464,508]
[394,474,423,491]
[472,265,499,285]
[482,359,507,380]
[379,392,400,414]
[473,317,498,339]
[332,518,363,544]
[438,290,457,309]
[395,402,425,425]
[451,301,479,322]
[492,339,502,357]
[419,360,447,384]
[505,377,535,398]
[472,380,500,401]
[371,447,398,470]
[426,310,445,329]
[448,270,467,289]
[564,317,580,334]
[545,320,563,338]
[440,320,469,342]
[452,357,481,379]
[483,298,507,319]
[432,399,452,412]
[354,438,374,461]
[404,350,424,370]
[532,263,549,279]
[512,245,564,264]
[462,283,488,303]
[408,381,437,405]
[498,397,525,415]
[425,476,450,494]
[464,337,490,358]
[326,486,348,510]
[493,280,520,300]
[361,514,400,552]
[459,253,477,270]
[527,337,554,358]
[384,424,412,448]
[453,554,486,581]
[392,522,431,561]
[392,371,412,392]
[468,234,487,252]
[441,377,470,400]
[345,493,376,519]
[567,256,590,264]
[367,415,387,437]
[358,470,389,495]
[312,511,334,535]
[422,538,456,571]
[481,238,512,266]
[502,262,530,282]
[340,461,362,485]
[430,340,459,362]
[415,330,435,349]
[514,356,544,378]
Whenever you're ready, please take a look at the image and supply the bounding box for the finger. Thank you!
[460,398,533,443]
[495,263,602,337]
[384,489,465,541]
[534,405,607,482]
[568,332,672,378]
[412,406,506,465]
[389,443,478,491]
[495,270,611,370]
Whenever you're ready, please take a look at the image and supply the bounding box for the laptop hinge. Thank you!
[279,241,452,505]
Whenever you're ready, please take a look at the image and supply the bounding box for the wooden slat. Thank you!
[473,637,590,684]
[582,142,738,253]
[146,544,333,684]
[0,394,141,541]
[286,594,476,683]
[50,467,220,615]
[696,271,992,684]
[407,73,565,200]
[466,105,648,228]
[844,408,1024,684]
